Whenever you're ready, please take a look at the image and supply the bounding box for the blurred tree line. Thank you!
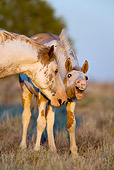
[0,0,66,36]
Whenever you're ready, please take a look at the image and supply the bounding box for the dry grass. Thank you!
[0,77,114,170]
[0,76,21,106]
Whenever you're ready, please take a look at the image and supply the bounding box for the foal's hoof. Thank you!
[34,146,40,151]
[19,143,27,150]
[69,149,79,159]
[50,148,57,153]
[70,151,80,160]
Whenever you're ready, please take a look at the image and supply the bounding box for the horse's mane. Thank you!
[0,29,51,56]
[0,29,33,45]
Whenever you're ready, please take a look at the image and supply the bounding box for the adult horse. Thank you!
[19,29,88,154]
[0,30,67,107]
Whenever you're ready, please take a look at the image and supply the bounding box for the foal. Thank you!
[19,29,88,154]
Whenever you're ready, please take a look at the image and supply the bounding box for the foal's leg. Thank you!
[46,105,56,152]
[66,101,78,155]
[34,93,48,151]
[20,83,32,149]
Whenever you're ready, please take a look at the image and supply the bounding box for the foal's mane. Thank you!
[59,29,78,62]
[31,29,79,64]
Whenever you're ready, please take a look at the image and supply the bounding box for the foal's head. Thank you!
[64,58,89,100]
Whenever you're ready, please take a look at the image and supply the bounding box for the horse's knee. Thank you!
[46,106,55,127]
[37,110,46,131]
[22,110,31,124]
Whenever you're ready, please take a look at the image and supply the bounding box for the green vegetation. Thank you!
[0,78,114,169]
[0,0,65,36]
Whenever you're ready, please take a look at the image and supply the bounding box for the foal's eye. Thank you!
[55,69,58,75]
[67,74,72,78]
[85,76,88,80]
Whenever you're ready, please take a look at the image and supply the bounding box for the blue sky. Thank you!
[46,0,114,82]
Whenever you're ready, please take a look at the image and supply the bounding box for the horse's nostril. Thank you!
[62,101,66,105]
[58,99,62,106]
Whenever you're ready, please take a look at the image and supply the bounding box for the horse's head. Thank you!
[26,44,67,107]
[64,58,89,100]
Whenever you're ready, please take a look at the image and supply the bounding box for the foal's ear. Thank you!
[48,45,54,58]
[65,58,72,72]
[81,60,88,73]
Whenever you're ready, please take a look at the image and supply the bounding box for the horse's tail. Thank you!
[31,95,39,114]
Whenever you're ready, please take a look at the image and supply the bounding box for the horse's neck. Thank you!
[0,40,38,78]
[44,40,79,80]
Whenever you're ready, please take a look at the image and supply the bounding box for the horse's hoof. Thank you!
[19,143,27,150]
[34,146,40,151]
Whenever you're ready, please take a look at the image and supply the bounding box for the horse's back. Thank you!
[31,33,59,45]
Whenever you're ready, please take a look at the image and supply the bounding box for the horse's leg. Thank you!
[20,82,32,149]
[66,101,78,155]
[46,105,56,152]
[34,93,48,151]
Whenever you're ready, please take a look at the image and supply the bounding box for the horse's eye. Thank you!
[85,76,88,80]
[55,69,58,75]
[68,74,72,78]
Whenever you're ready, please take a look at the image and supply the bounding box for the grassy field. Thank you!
[0,76,114,170]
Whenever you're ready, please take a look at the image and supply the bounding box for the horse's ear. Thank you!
[59,29,67,46]
[81,60,88,73]
[65,58,72,72]
[48,45,54,58]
